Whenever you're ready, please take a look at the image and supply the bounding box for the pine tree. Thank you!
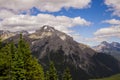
[0,37,2,49]
[62,67,72,80]
[0,44,10,80]
[0,42,16,80]
[26,57,44,80]
[11,42,26,80]
[46,61,58,80]
[10,34,26,80]
[18,34,45,80]
[45,71,50,80]
[0,34,45,80]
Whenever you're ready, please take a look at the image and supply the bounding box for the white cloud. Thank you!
[94,26,120,38]
[0,9,16,19]
[85,37,107,42]
[69,33,108,46]
[105,0,120,17]
[0,14,91,34]
[85,19,120,43]
[103,19,120,25]
[0,0,91,12]
[70,33,83,41]
[80,25,120,44]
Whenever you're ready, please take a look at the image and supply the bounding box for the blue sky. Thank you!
[0,0,120,46]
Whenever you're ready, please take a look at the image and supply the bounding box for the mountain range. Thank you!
[93,41,120,60]
[1,25,120,80]
[0,30,28,40]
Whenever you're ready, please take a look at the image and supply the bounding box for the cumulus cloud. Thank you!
[83,25,120,44]
[94,26,120,38]
[0,0,91,12]
[69,33,108,46]
[85,18,120,43]
[85,37,107,42]
[105,0,120,17]
[0,9,16,19]
[98,19,120,38]
[103,19,120,25]
[0,14,91,34]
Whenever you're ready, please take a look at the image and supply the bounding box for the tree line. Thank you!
[0,34,72,80]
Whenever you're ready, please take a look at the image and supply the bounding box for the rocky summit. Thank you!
[93,41,120,60]
[2,25,120,80]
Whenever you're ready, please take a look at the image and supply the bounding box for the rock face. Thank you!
[15,30,29,35]
[0,30,15,40]
[93,41,120,60]
[0,30,28,41]
[3,25,120,80]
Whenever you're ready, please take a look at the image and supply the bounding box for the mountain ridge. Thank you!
[1,25,120,80]
[93,41,120,60]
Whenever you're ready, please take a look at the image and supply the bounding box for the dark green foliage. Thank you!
[62,67,72,80]
[12,41,26,80]
[0,38,2,49]
[45,71,50,80]
[25,57,44,80]
[0,44,10,80]
[0,34,44,80]
[45,61,59,80]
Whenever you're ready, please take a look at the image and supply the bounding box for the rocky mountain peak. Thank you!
[93,41,120,61]
[96,41,120,48]
[29,25,73,41]
[111,42,120,47]
[101,41,109,45]
[15,30,29,35]
[0,30,15,40]
[36,25,56,32]
[0,30,10,34]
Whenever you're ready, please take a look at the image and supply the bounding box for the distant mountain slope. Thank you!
[0,30,28,41]
[0,30,15,40]
[93,41,120,60]
[2,25,120,80]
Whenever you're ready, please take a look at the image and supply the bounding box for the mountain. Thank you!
[93,41,120,60]
[15,30,29,35]
[0,30,15,40]
[0,30,29,41]
[2,25,120,80]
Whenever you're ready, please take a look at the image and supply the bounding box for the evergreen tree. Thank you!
[0,34,45,80]
[18,34,44,80]
[19,34,45,80]
[45,71,50,80]
[0,42,16,80]
[11,34,26,80]
[0,37,2,49]
[46,61,58,80]
[0,44,10,80]
[26,57,44,80]
[62,67,72,80]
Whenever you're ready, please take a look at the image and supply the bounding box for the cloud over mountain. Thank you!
[0,0,92,45]
[0,14,91,34]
